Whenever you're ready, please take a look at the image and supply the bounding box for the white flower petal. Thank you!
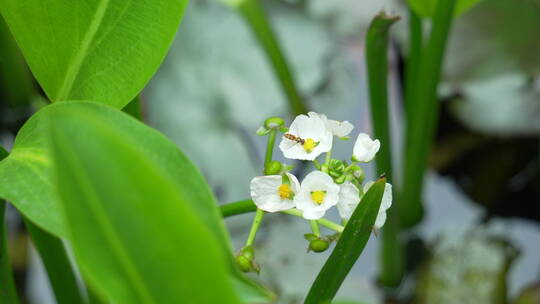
[294,171,340,220]
[326,119,354,137]
[363,181,393,228]
[337,182,360,219]
[308,112,354,137]
[353,133,380,162]
[250,174,299,212]
[374,211,387,230]
[279,114,333,161]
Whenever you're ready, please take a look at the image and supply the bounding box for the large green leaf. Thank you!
[0,0,187,108]
[49,105,240,303]
[305,178,386,303]
[407,0,483,18]
[0,102,228,241]
[0,101,273,301]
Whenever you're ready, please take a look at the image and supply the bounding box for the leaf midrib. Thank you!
[55,0,110,101]
[55,121,156,304]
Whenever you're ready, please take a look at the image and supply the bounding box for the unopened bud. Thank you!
[309,239,330,253]
[265,161,282,175]
[236,255,252,272]
[264,117,285,129]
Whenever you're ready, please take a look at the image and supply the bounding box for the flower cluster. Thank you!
[237,112,393,273]
[250,112,392,227]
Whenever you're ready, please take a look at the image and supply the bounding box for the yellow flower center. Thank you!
[310,191,326,205]
[303,138,317,153]
[278,184,294,199]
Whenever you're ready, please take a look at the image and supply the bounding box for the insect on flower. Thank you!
[283,133,305,145]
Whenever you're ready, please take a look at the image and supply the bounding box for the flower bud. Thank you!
[236,255,252,272]
[264,117,285,129]
[241,245,255,260]
[334,174,346,184]
[264,161,282,175]
[309,239,330,253]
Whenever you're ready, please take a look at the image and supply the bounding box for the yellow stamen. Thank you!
[303,138,316,153]
[278,184,294,199]
[310,191,326,205]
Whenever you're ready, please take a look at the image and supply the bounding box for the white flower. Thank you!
[250,173,300,212]
[336,182,360,219]
[308,112,354,138]
[352,133,380,162]
[279,114,333,161]
[294,171,340,220]
[363,181,392,229]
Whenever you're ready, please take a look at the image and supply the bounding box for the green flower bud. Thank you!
[309,239,330,253]
[241,245,255,261]
[264,161,282,175]
[264,117,285,129]
[334,174,346,184]
[236,255,252,272]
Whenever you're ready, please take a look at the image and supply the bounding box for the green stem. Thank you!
[404,7,423,117]
[264,128,277,170]
[245,209,265,246]
[280,209,344,233]
[220,201,344,233]
[365,12,404,287]
[0,146,18,303]
[221,200,257,217]
[25,220,85,304]
[0,202,19,304]
[234,0,308,115]
[402,0,456,228]
[310,220,320,237]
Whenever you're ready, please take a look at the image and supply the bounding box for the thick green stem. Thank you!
[25,220,85,304]
[402,0,456,228]
[234,0,308,115]
[1,202,19,304]
[245,209,265,246]
[0,146,18,303]
[365,12,404,287]
[264,128,277,170]
[404,7,423,117]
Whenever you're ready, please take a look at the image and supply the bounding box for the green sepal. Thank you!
[256,126,271,136]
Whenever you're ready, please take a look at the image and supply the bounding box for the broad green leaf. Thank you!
[0,102,227,241]
[305,179,386,303]
[0,0,187,108]
[49,106,240,303]
[0,101,273,301]
[407,0,483,18]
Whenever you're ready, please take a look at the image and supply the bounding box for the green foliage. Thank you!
[25,220,84,304]
[407,0,483,18]
[364,12,404,287]
[49,104,241,303]
[0,102,229,242]
[305,179,386,303]
[1,146,19,304]
[0,0,187,108]
[402,0,456,228]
